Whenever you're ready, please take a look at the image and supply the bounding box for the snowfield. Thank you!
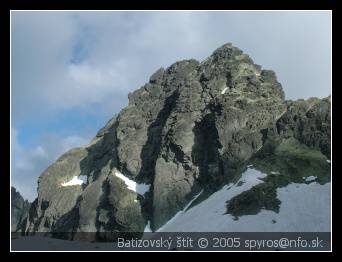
[158,168,331,232]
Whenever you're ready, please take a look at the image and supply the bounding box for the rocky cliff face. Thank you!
[23,43,331,239]
[275,96,331,158]
[11,187,30,232]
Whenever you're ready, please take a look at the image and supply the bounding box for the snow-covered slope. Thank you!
[158,168,331,232]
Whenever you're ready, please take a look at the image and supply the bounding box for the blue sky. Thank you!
[11,11,332,201]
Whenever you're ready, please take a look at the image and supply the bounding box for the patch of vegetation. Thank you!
[252,137,330,184]
[225,138,330,218]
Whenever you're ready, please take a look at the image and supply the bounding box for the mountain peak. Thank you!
[209,42,246,62]
[21,43,330,239]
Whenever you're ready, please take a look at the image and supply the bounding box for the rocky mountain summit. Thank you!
[18,43,330,240]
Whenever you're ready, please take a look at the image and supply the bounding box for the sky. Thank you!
[11,11,332,201]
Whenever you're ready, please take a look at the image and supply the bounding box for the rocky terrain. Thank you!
[13,43,331,241]
[11,187,30,232]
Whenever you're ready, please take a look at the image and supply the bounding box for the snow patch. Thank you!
[114,170,150,195]
[61,176,87,187]
[221,87,229,94]
[144,221,152,232]
[327,160,331,163]
[304,176,317,182]
[271,171,280,175]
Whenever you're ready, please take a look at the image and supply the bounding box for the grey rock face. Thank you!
[11,187,30,232]
[275,96,331,158]
[24,43,331,237]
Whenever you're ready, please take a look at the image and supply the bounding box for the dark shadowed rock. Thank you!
[275,96,331,158]
[11,187,30,232]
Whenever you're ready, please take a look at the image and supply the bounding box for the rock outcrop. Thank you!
[275,96,331,158]
[23,43,331,239]
[11,187,30,232]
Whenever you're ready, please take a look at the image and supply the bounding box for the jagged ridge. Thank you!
[21,43,330,240]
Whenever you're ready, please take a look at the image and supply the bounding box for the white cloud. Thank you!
[68,63,107,87]
[15,146,47,172]
[12,11,331,120]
